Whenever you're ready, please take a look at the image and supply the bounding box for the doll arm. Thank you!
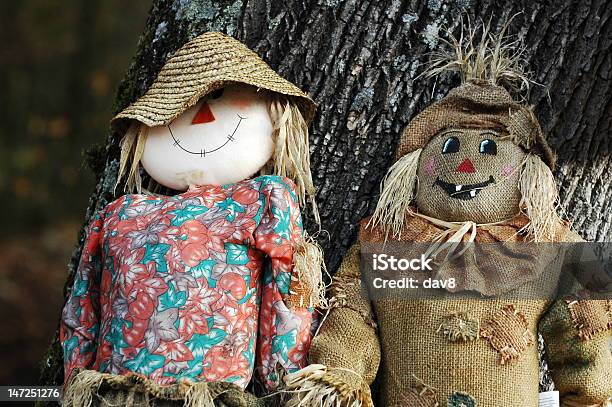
[254,176,317,391]
[60,213,104,385]
[539,238,611,406]
[539,298,611,406]
[284,243,381,407]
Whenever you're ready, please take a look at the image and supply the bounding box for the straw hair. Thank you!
[291,231,327,308]
[518,154,564,242]
[369,149,422,238]
[116,122,148,194]
[263,96,320,224]
[112,31,315,128]
[425,16,531,94]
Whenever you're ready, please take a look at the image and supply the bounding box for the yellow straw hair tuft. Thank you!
[291,231,328,308]
[369,148,422,238]
[518,154,564,241]
[116,122,148,194]
[265,96,320,224]
[425,16,531,94]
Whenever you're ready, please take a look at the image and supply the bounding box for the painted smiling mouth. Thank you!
[434,175,495,200]
[168,114,246,157]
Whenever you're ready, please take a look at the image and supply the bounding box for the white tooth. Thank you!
[455,185,462,191]
[470,190,476,197]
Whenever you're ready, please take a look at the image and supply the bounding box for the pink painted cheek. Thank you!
[229,97,253,110]
[423,157,436,175]
[501,163,515,178]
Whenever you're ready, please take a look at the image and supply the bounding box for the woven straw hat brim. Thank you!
[112,32,316,128]
[396,82,556,168]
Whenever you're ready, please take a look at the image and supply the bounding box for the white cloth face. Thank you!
[142,84,274,190]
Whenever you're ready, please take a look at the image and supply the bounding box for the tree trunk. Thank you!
[39,0,612,401]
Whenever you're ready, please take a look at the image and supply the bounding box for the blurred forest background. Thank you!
[0,0,150,385]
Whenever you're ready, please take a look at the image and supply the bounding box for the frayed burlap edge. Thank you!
[325,275,377,329]
[63,369,242,407]
[283,364,374,407]
[437,312,480,342]
[394,380,441,407]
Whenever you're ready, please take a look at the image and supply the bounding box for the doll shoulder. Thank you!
[251,175,299,202]
[98,192,164,219]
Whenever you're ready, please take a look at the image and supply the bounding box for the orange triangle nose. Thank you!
[456,158,476,173]
[191,101,215,124]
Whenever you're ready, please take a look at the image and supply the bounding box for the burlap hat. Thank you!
[395,80,556,169]
[112,31,316,128]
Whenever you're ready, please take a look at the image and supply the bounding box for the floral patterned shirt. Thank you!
[60,175,314,390]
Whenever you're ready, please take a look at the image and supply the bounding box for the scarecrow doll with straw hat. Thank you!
[285,25,611,407]
[60,31,325,407]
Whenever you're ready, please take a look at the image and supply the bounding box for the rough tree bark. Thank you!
[39,0,612,402]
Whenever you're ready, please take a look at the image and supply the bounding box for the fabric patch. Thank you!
[566,299,612,341]
[480,304,534,364]
[395,382,439,407]
[447,391,477,407]
[508,108,537,149]
[437,312,479,342]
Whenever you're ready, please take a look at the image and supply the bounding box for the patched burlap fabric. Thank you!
[303,215,611,406]
[395,81,556,169]
[361,214,561,406]
[63,370,267,407]
[112,32,316,128]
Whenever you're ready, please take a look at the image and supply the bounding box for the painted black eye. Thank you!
[479,139,497,155]
[209,88,225,100]
[442,137,460,154]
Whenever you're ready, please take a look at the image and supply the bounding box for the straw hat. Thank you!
[112,32,316,128]
[395,80,556,169]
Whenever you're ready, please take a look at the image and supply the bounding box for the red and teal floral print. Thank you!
[60,175,314,391]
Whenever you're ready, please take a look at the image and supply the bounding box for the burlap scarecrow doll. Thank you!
[284,28,612,407]
[60,32,326,407]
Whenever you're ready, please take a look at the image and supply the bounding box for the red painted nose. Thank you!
[191,101,215,124]
[456,158,476,173]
